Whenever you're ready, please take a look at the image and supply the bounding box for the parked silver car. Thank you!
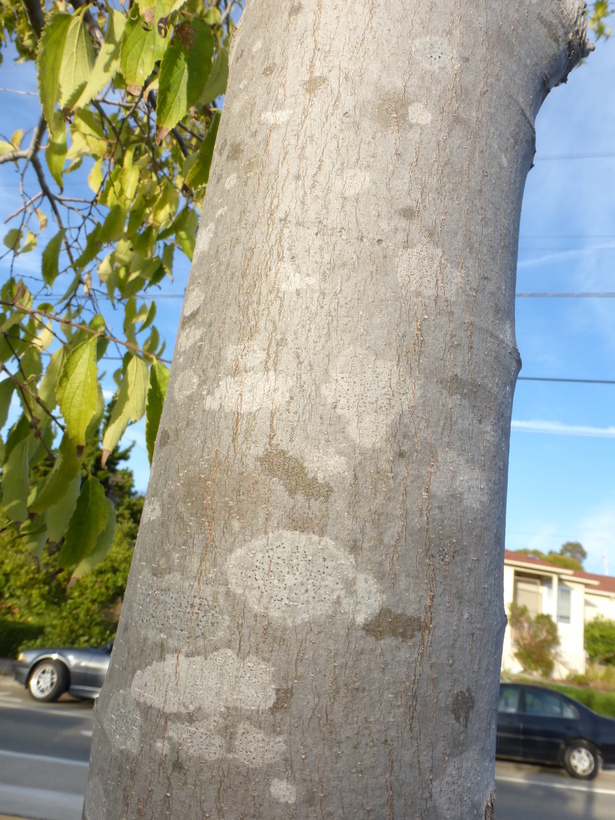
[13,641,113,702]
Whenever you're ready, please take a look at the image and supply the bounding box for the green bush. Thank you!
[0,617,44,658]
[585,617,615,666]
[548,683,615,719]
[508,601,559,677]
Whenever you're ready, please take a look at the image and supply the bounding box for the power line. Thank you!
[518,377,615,385]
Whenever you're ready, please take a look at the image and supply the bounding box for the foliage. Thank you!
[509,601,560,678]
[0,0,239,578]
[589,0,613,40]
[517,543,586,572]
[547,682,615,718]
[0,434,141,657]
[585,617,615,666]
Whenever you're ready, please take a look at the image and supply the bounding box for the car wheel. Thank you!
[563,740,600,780]
[28,660,68,702]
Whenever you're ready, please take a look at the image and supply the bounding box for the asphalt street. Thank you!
[1,675,615,819]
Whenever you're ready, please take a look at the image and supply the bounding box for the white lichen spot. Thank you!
[231,722,286,766]
[141,498,161,524]
[260,110,293,125]
[227,531,381,626]
[176,323,204,354]
[276,262,317,292]
[173,370,198,396]
[334,168,370,197]
[411,37,453,70]
[182,287,203,317]
[103,692,141,753]
[408,102,432,125]
[353,573,383,625]
[321,346,402,447]
[195,221,215,256]
[396,244,445,298]
[205,370,292,413]
[131,650,276,714]
[270,779,297,804]
[302,448,349,481]
[225,173,238,190]
[163,719,225,760]
[252,40,263,53]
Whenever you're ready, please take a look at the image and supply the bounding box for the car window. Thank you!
[523,689,576,718]
[499,687,520,713]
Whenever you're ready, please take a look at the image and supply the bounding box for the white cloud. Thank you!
[511,420,615,438]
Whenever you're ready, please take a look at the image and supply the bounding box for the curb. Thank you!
[0,659,14,676]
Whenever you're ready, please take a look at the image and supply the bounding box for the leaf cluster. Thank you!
[585,617,615,666]
[0,0,239,577]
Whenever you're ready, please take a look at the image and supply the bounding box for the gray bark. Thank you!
[85,1,588,817]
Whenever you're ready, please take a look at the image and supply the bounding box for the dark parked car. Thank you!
[497,682,615,779]
[13,641,113,702]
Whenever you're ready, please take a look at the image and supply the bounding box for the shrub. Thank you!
[585,617,615,666]
[508,601,559,677]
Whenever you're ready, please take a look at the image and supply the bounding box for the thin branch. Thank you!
[0,361,66,434]
[0,301,172,364]
[21,0,45,40]
[4,192,44,223]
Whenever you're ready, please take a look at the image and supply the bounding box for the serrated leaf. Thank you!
[37,12,73,127]
[145,361,169,463]
[58,475,108,570]
[121,0,174,93]
[45,112,67,188]
[102,355,149,465]
[38,346,67,411]
[57,8,96,109]
[42,229,66,286]
[29,434,81,514]
[73,10,126,109]
[1,436,30,522]
[72,495,116,579]
[45,472,80,543]
[156,18,213,142]
[0,377,15,429]
[56,337,99,446]
[199,47,228,106]
[185,110,220,189]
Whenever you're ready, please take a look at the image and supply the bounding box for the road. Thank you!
[2,675,615,819]
[0,675,91,820]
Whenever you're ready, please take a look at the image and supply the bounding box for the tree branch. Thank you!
[21,0,45,40]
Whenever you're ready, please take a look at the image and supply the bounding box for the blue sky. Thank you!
[1,26,614,577]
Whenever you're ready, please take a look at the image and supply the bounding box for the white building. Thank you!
[502,550,615,677]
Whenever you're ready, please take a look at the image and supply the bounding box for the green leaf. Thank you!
[199,47,228,106]
[45,472,80,543]
[38,347,67,412]
[3,228,22,251]
[85,381,105,441]
[72,496,116,579]
[37,12,73,127]
[22,231,37,253]
[185,111,220,189]
[145,361,169,463]
[121,0,176,94]
[156,18,213,142]
[56,337,99,446]
[20,515,48,558]
[0,377,15,430]
[41,229,66,286]
[102,355,149,465]
[57,8,96,109]
[45,113,67,188]
[1,436,30,522]
[58,475,108,570]
[29,434,81,514]
[99,204,127,243]
[73,10,126,109]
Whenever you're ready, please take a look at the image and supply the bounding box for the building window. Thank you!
[558,586,571,624]
[514,576,541,618]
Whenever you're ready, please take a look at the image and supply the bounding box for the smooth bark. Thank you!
[85,1,588,817]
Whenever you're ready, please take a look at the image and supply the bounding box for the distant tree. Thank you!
[509,602,560,678]
[561,541,588,566]
[585,617,615,666]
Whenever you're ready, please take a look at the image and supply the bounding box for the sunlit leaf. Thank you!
[145,361,169,463]
[156,18,213,142]
[38,346,67,412]
[37,11,72,127]
[102,355,149,465]
[45,112,67,188]
[185,111,220,189]
[57,8,95,108]
[56,337,99,446]
[41,228,66,286]
[73,10,126,109]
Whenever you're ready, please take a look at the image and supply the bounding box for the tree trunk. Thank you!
[85,1,588,817]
